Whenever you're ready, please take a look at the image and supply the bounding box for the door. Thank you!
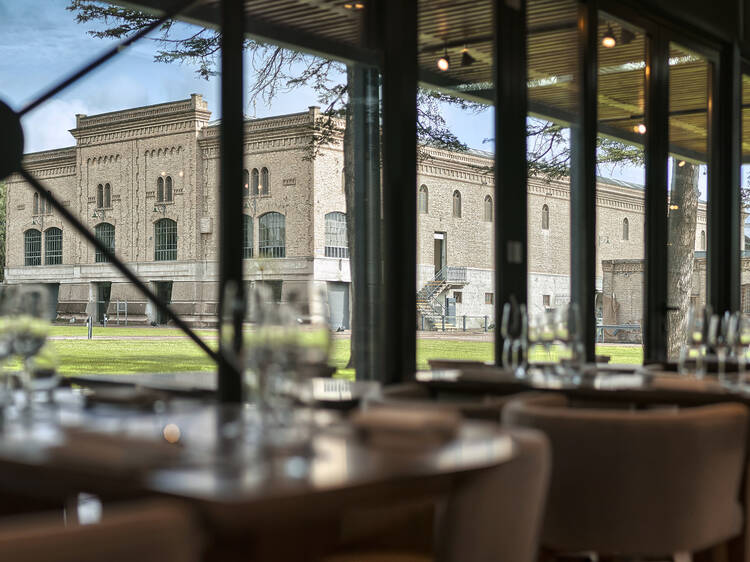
[154,281,173,325]
[328,282,350,331]
[96,282,111,324]
[434,232,446,276]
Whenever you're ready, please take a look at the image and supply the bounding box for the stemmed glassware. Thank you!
[554,303,583,382]
[735,314,750,389]
[680,304,707,378]
[541,309,557,366]
[708,311,732,386]
[501,300,528,377]
[9,285,54,413]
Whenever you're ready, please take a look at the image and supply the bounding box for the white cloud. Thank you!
[21,98,89,153]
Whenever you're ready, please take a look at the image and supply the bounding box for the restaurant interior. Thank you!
[4,0,750,560]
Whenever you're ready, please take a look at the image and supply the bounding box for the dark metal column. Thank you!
[493,0,528,365]
[644,29,670,362]
[381,0,417,383]
[708,42,741,313]
[218,0,245,402]
[351,65,382,381]
[570,1,597,363]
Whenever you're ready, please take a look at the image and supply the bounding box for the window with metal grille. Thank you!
[259,212,285,258]
[484,195,493,222]
[157,177,164,202]
[452,190,461,218]
[325,211,348,258]
[24,229,41,266]
[104,183,111,208]
[44,227,62,265]
[418,185,428,214]
[154,218,177,261]
[95,222,115,263]
[165,176,173,201]
[243,215,253,258]
[243,169,250,197]
[251,168,259,195]
[260,167,269,195]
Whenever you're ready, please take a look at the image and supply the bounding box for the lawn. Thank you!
[26,325,645,378]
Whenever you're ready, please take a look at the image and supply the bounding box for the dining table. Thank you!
[0,385,517,561]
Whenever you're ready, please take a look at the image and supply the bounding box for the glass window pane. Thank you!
[154,218,177,261]
[44,227,62,265]
[259,212,286,258]
[666,43,711,359]
[24,229,41,266]
[595,14,646,365]
[95,223,115,263]
[527,0,578,342]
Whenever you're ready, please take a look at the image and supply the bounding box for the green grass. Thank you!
[29,328,645,378]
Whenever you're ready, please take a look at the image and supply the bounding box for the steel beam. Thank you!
[217,0,245,403]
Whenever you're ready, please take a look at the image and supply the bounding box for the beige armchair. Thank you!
[324,427,550,562]
[503,393,748,559]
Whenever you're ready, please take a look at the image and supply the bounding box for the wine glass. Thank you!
[541,309,556,367]
[681,304,707,378]
[11,285,53,412]
[737,314,750,389]
[708,312,731,385]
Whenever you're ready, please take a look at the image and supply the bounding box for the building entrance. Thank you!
[154,281,173,325]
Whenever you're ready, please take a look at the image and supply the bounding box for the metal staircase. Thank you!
[416,267,467,329]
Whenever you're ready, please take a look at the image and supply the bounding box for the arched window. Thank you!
[96,184,103,208]
[165,176,173,202]
[104,183,111,208]
[156,177,164,202]
[484,195,493,222]
[700,230,706,251]
[452,190,462,218]
[45,192,52,213]
[44,227,62,265]
[95,223,115,263]
[542,204,549,230]
[341,168,345,193]
[243,215,253,259]
[32,192,39,215]
[24,229,41,266]
[243,169,250,197]
[154,218,177,261]
[260,167,269,195]
[622,217,629,241]
[259,212,286,258]
[418,185,428,214]
[325,212,348,258]
[251,168,259,195]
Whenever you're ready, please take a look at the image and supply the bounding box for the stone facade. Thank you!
[3,96,711,329]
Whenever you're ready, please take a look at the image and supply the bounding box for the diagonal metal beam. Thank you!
[19,168,229,370]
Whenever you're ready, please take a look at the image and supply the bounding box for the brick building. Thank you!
[3,96,710,329]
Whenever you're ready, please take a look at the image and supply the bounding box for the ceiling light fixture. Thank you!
[634,123,646,134]
[602,25,617,48]
[678,160,686,167]
[437,45,450,72]
[620,27,636,45]
[461,46,476,67]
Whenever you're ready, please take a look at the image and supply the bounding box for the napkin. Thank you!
[351,405,460,450]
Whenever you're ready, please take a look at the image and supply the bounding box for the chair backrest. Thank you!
[503,393,748,556]
[0,499,202,562]
[436,427,551,562]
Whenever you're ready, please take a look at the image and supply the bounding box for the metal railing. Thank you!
[419,314,492,332]
[435,266,467,283]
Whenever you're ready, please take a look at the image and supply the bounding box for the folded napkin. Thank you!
[351,406,460,450]
[48,427,183,474]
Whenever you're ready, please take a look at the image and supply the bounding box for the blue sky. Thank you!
[0,0,495,155]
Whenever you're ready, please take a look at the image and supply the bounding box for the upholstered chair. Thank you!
[503,393,748,560]
[323,426,551,562]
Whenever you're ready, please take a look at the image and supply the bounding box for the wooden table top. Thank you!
[0,390,516,530]
[416,365,750,407]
